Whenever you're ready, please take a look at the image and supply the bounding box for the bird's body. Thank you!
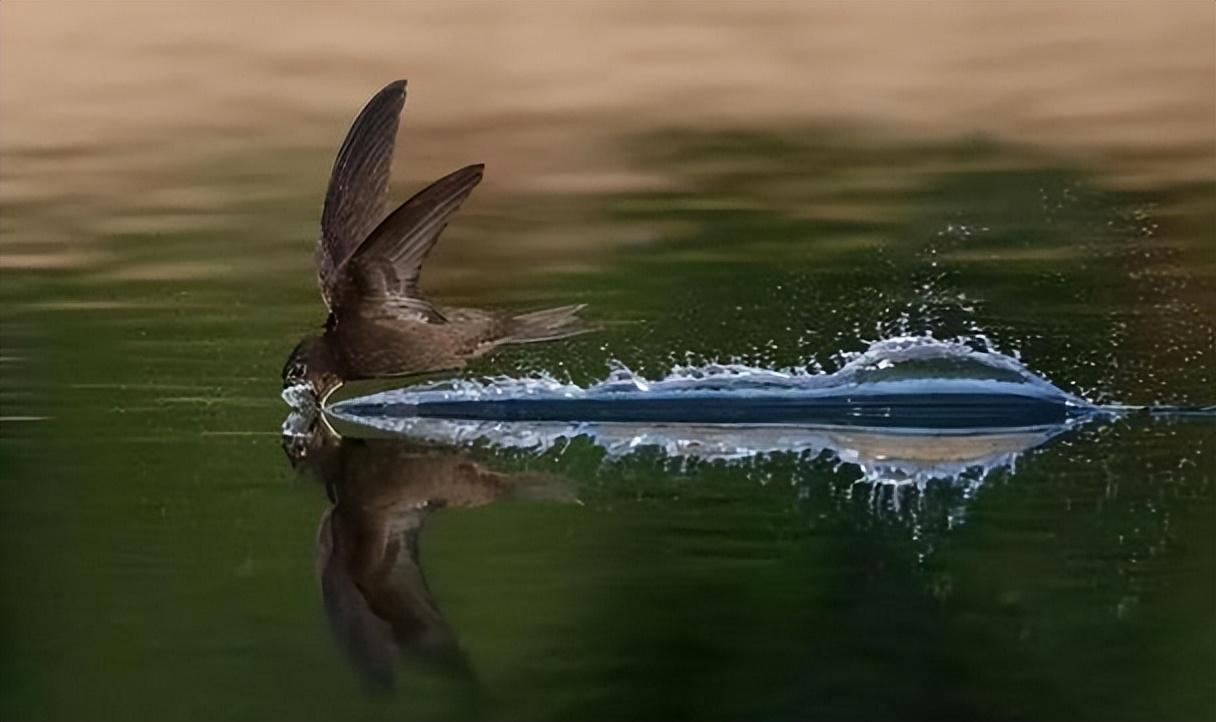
[317,303,585,381]
[327,307,500,378]
[283,80,587,406]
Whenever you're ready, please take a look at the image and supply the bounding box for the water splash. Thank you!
[334,335,1086,410]
[325,336,1103,485]
[324,414,1070,484]
[317,335,1214,548]
[281,382,317,411]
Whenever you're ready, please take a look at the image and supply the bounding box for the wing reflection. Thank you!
[282,413,569,690]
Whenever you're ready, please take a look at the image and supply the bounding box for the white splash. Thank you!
[281,409,317,438]
[332,335,1080,408]
[281,382,317,410]
[324,413,1067,483]
[325,335,1089,487]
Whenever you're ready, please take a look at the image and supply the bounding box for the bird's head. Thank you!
[281,335,343,409]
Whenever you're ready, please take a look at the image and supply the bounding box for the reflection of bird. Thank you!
[282,416,568,689]
[282,80,587,407]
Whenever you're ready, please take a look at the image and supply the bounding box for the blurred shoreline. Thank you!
[2,2,1213,204]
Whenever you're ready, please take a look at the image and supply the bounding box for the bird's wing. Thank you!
[329,164,484,324]
[317,80,407,309]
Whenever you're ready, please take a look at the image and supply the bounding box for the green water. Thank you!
[2,121,1214,721]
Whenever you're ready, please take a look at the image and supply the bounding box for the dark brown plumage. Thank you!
[283,80,587,406]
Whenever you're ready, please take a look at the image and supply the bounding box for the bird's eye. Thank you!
[282,360,306,386]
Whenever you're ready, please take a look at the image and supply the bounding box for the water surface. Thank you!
[2,5,1214,722]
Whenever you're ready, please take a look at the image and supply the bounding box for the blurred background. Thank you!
[1,3,1213,722]
[3,2,1213,266]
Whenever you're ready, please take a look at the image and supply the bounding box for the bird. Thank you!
[282,413,573,689]
[282,80,587,408]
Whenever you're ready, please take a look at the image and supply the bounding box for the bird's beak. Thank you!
[318,381,342,409]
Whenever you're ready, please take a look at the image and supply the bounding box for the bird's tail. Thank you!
[502,304,591,345]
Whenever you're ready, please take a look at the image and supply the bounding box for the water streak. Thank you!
[332,336,1089,415]
[318,336,1112,485]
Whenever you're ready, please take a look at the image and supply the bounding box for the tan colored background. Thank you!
[3,0,1213,205]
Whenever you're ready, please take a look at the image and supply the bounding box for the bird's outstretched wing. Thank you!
[317,80,407,308]
[329,164,484,324]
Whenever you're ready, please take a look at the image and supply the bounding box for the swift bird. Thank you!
[282,80,587,408]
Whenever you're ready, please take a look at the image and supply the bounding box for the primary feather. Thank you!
[331,164,484,324]
[318,80,407,308]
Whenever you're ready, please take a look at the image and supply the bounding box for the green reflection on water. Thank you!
[1,127,1213,721]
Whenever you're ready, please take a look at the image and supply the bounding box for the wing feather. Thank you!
[317,80,407,307]
[330,164,484,324]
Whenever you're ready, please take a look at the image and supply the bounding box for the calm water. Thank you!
[2,5,1215,722]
